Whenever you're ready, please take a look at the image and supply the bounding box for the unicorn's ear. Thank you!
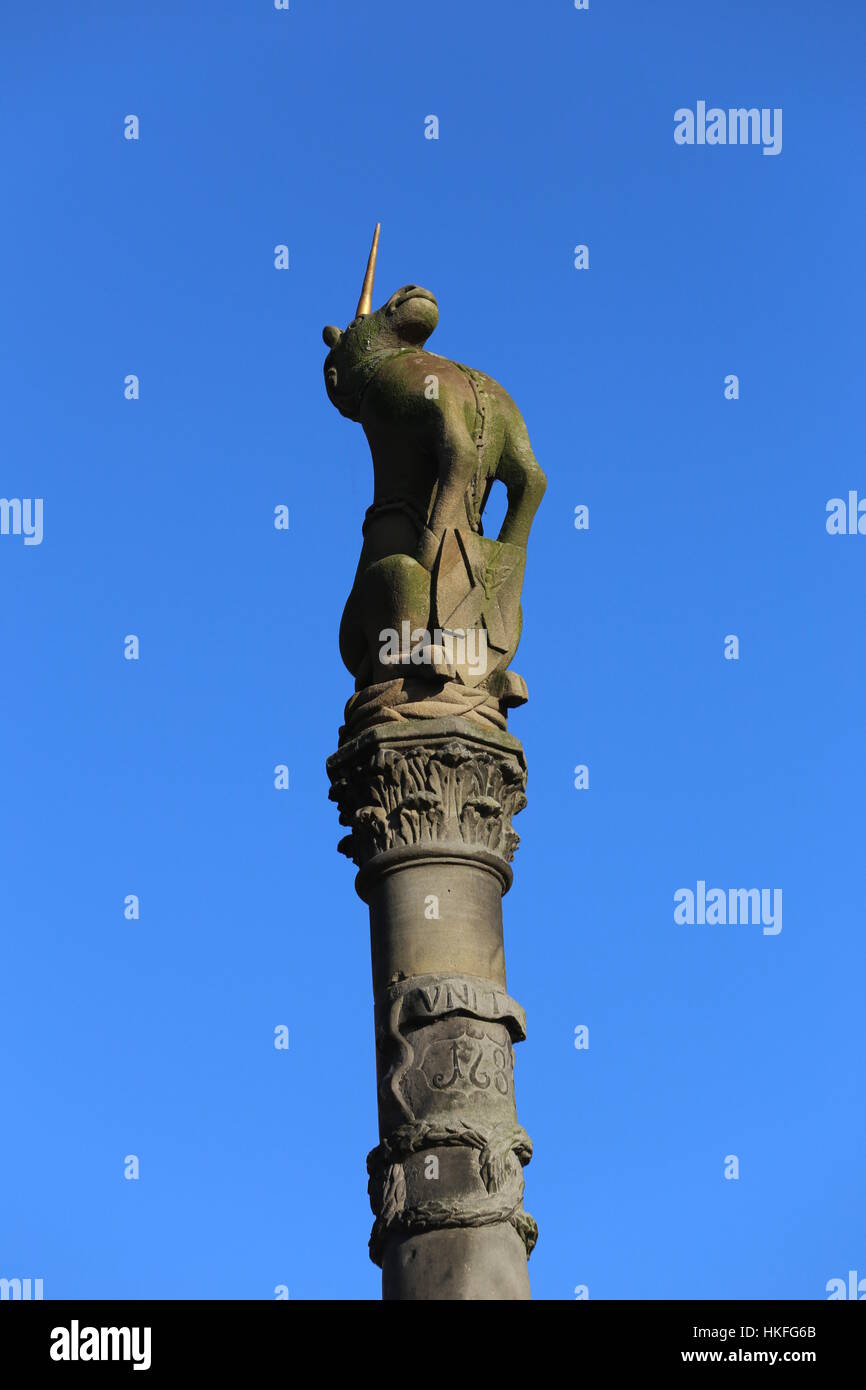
[322,325,342,348]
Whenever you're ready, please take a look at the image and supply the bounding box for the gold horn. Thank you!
[355,222,381,318]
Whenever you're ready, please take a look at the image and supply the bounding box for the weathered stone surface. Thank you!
[323,232,542,1299]
[327,719,536,1298]
[381,1225,531,1301]
[327,717,527,871]
[322,224,546,731]
[375,972,526,1139]
[366,965,537,1289]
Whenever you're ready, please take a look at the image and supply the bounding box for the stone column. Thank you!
[327,715,536,1300]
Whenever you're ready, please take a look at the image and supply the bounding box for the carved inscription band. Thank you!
[369,970,536,1267]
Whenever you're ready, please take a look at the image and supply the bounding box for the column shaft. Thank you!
[328,718,536,1300]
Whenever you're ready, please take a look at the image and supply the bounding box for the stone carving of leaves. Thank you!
[331,736,527,865]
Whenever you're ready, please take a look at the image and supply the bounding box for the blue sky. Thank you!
[1,0,864,1299]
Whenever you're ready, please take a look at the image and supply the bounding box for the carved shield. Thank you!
[431,528,524,687]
